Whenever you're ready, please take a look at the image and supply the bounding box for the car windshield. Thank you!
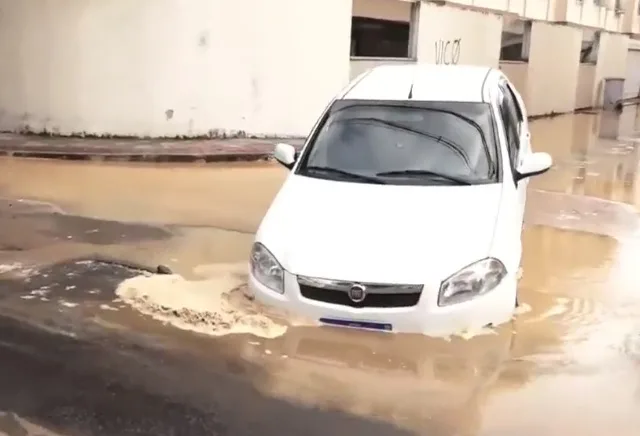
[296,100,499,186]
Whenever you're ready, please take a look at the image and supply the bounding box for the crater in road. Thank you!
[0,258,289,340]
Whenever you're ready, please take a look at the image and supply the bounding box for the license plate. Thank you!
[319,317,392,332]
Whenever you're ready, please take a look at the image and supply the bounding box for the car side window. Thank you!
[497,85,520,171]
[505,83,524,125]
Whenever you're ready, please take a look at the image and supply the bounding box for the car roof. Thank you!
[339,64,501,104]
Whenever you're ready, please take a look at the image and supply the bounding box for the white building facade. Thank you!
[0,0,637,138]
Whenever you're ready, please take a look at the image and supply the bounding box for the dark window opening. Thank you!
[580,42,598,63]
[351,16,410,58]
[500,42,524,61]
[499,20,531,62]
[580,30,600,64]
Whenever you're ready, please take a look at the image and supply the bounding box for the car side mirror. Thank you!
[515,152,552,181]
[273,143,296,170]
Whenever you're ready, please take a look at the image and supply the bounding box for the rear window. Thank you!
[296,100,500,186]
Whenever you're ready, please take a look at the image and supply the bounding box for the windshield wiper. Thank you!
[350,118,472,168]
[305,166,386,184]
[375,169,475,185]
[423,109,496,177]
[347,108,496,178]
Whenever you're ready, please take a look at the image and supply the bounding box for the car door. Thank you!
[497,83,526,224]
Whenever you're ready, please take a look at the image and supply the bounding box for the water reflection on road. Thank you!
[2,109,640,434]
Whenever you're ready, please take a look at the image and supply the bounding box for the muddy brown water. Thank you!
[2,111,640,435]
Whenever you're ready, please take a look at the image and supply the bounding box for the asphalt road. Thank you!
[0,200,412,436]
[0,307,407,435]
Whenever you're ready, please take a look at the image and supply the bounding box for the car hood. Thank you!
[258,175,503,284]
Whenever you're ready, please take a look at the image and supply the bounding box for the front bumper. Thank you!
[247,271,517,335]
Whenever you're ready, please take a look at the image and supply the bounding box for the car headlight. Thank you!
[250,242,285,294]
[438,258,507,306]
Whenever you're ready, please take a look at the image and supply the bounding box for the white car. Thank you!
[248,64,552,335]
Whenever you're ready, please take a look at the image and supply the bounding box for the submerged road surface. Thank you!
[0,241,411,436]
[1,112,640,435]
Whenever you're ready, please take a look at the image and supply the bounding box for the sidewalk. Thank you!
[0,133,305,163]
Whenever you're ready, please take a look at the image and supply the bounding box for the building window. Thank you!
[351,16,411,58]
[580,30,600,64]
[500,19,531,62]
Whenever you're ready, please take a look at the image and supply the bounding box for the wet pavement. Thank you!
[1,109,640,435]
[0,261,412,436]
[0,133,305,163]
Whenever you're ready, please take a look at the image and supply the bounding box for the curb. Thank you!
[0,149,275,163]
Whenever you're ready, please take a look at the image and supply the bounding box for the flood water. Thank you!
[2,110,640,435]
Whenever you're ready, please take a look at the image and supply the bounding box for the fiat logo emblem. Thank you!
[348,283,367,303]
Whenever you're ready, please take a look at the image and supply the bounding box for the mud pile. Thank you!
[115,263,288,339]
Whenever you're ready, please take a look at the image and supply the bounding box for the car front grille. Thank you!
[297,277,423,308]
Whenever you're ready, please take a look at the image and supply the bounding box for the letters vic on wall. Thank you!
[435,39,461,65]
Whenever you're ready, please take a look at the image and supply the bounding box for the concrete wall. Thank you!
[591,32,629,105]
[576,65,597,109]
[500,61,528,102]
[0,0,351,138]
[0,0,635,138]
[526,21,583,115]
[350,59,416,80]
[580,1,605,28]
[625,47,640,97]
[554,0,583,24]
[603,5,623,33]
[516,25,628,114]
[444,0,623,25]
[623,0,640,34]
[523,0,551,20]
[416,3,503,67]
[555,0,624,30]
[574,31,629,109]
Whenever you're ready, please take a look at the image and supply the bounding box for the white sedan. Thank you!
[247,64,552,335]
